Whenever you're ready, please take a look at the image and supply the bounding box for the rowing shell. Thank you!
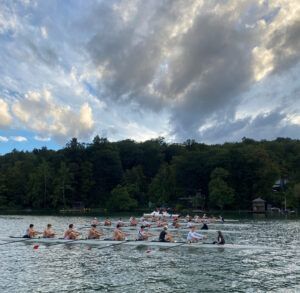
[100,226,242,234]
[0,237,275,250]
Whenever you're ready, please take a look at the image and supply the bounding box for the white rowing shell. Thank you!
[0,237,276,250]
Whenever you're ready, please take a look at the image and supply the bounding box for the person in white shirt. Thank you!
[187,220,194,228]
[187,226,206,243]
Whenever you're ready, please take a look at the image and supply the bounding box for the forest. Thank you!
[0,136,299,212]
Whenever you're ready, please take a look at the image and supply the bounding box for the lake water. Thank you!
[0,215,299,292]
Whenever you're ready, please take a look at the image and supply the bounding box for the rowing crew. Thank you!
[22,223,225,245]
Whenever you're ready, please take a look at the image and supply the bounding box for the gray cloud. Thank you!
[86,0,300,141]
[1,0,300,145]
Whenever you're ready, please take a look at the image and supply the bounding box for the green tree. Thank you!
[148,163,176,205]
[107,185,137,211]
[52,162,73,208]
[209,167,235,210]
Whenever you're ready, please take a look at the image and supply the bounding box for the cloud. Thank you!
[0,136,9,142]
[11,89,95,142]
[0,98,12,127]
[11,136,27,142]
[84,0,300,142]
[0,0,300,146]
[34,135,50,142]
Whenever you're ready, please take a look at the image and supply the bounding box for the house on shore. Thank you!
[252,197,266,213]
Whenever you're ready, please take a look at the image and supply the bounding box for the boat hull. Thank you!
[0,237,273,250]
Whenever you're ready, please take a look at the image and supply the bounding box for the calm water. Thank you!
[0,215,299,293]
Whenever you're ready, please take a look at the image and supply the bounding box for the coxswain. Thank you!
[104,218,112,226]
[88,224,103,239]
[23,224,41,238]
[64,224,80,240]
[159,226,173,242]
[43,224,55,238]
[187,226,206,243]
[113,224,126,241]
[136,225,155,241]
[200,223,208,230]
[213,231,225,245]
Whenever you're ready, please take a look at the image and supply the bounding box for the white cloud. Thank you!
[11,136,27,142]
[0,136,9,142]
[11,89,95,142]
[0,3,21,34]
[40,26,48,39]
[0,98,12,127]
[34,135,50,141]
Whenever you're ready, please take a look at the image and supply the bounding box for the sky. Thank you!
[0,0,300,154]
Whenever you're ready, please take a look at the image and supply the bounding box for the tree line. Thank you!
[0,136,299,212]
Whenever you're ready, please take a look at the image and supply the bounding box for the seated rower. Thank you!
[213,231,225,245]
[187,226,206,243]
[23,224,41,238]
[91,217,99,226]
[43,224,55,238]
[117,218,125,227]
[172,219,180,228]
[156,220,163,227]
[104,218,112,226]
[113,224,126,241]
[141,219,151,228]
[186,219,194,228]
[159,226,173,242]
[136,225,155,241]
[129,216,138,226]
[64,224,80,240]
[219,215,225,223]
[88,224,103,239]
[200,223,208,230]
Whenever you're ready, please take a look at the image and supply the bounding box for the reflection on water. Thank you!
[0,216,299,292]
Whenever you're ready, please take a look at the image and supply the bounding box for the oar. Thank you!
[0,237,34,246]
[160,241,187,251]
[96,240,130,250]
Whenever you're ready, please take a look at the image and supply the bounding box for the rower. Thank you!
[200,223,208,230]
[113,224,126,241]
[159,226,173,242]
[141,219,151,228]
[187,226,206,243]
[213,231,225,245]
[172,218,180,228]
[91,217,99,226]
[129,216,138,226]
[88,224,103,239]
[104,218,112,226]
[186,219,194,228]
[23,224,41,238]
[64,224,80,240]
[219,215,225,223]
[136,225,155,241]
[43,224,55,238]
[117,218,125,227]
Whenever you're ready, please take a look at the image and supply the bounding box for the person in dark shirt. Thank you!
[201,223,208,230]
[213,231,225,245]
[159,226,173,242]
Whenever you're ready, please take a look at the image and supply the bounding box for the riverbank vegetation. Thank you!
[0,136,299,212]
